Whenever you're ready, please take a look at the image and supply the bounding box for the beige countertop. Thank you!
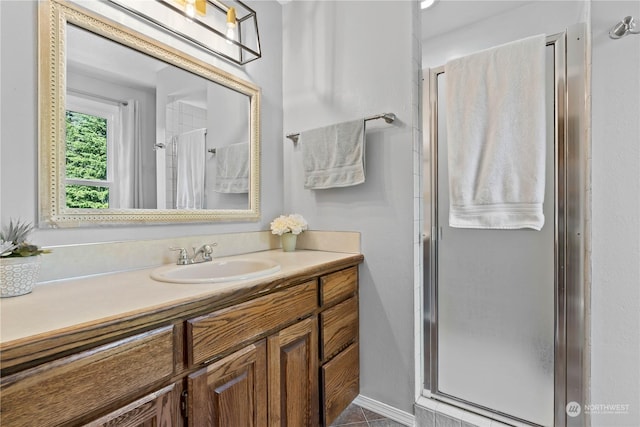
[0,249,361,347]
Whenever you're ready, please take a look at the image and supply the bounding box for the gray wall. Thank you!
[282,1,421,413]
[591,1,640,425]
[0,0,283,246]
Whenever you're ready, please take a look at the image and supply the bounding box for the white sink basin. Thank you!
[151,258,281,284]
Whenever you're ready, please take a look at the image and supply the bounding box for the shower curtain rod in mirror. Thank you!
[153,129,208,151]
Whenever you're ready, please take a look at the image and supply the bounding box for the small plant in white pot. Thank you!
[0,220,49,297]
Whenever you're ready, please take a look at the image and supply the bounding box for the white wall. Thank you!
[283,1,421,413]
[0,0,283,246]
[590,1,640,425]
[422,1,586,67]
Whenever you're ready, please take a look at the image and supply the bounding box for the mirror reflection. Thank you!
[66,24,250,211]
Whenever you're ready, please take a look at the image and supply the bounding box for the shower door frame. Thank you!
[424,25,587,427]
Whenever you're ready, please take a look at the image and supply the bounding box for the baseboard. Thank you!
[353,394,415,426]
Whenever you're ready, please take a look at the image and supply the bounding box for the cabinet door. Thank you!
[187,340,267,427]
[83,383,179,427]
[268,316,319,427]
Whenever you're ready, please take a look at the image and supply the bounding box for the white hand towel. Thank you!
[176,128,206,209]
[214,142,249,193]
[445,34,546,230]
[301,119,365,189]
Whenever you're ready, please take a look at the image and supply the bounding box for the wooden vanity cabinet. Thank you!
[0,260,362,427]
[184,266,360,427]
[0,326,176,427]
[186,316,319,427]
[185,281,320,427]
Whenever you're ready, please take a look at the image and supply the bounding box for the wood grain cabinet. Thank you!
[185,281,320,427]
[0,262,361,427]
[187,341,268,427]
[0,326,175,427]
[318,267,360,426]
[268,317,319,427]
[185,316,320,427]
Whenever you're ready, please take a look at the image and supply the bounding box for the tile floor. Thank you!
[330,403,406,427]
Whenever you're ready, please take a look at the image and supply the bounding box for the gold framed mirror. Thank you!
[39,0,260,227]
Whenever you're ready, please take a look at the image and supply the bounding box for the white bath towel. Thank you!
[301,119,365,189]
[445,34,546,230]
[176,128,206,209]
[214,142,249,193]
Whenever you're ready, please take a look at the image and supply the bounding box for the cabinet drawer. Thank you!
[320,296,358,362]
[320,267,357,307]
[187,281,318,366]
[321,342,359,426]
[0,326,174,427]
[83,383,178,427]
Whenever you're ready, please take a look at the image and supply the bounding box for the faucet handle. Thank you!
[199,243,217,261]
[170,247,190,265]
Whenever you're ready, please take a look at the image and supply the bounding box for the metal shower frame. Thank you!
[423,24,588,427]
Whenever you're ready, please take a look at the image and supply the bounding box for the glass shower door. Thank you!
[430,45,556,426]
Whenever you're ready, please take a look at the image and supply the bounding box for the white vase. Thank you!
[281,233,298,252]
[0,256,41,298]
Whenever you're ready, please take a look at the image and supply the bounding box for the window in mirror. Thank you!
[65,95,119,209]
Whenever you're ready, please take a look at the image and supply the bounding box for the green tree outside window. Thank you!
[65,111,109,209]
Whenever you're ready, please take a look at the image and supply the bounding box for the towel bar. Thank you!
[286,112,396,144]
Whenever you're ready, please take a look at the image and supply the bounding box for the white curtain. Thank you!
[176,128,206,209]
[116,100,144,208]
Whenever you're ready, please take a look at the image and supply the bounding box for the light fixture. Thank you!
[185,0,195,18]
[175,0,206,19]
[226,7,237,43]
[109,0,262,65]
[609,16,640,39]
[421,0,436,10]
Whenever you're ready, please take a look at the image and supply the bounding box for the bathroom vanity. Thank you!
[0,250,363,426]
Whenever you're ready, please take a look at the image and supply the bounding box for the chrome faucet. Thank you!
[170,243,217,265]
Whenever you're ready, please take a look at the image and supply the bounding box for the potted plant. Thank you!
[0,219,49,297]
[270,214,308,252]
